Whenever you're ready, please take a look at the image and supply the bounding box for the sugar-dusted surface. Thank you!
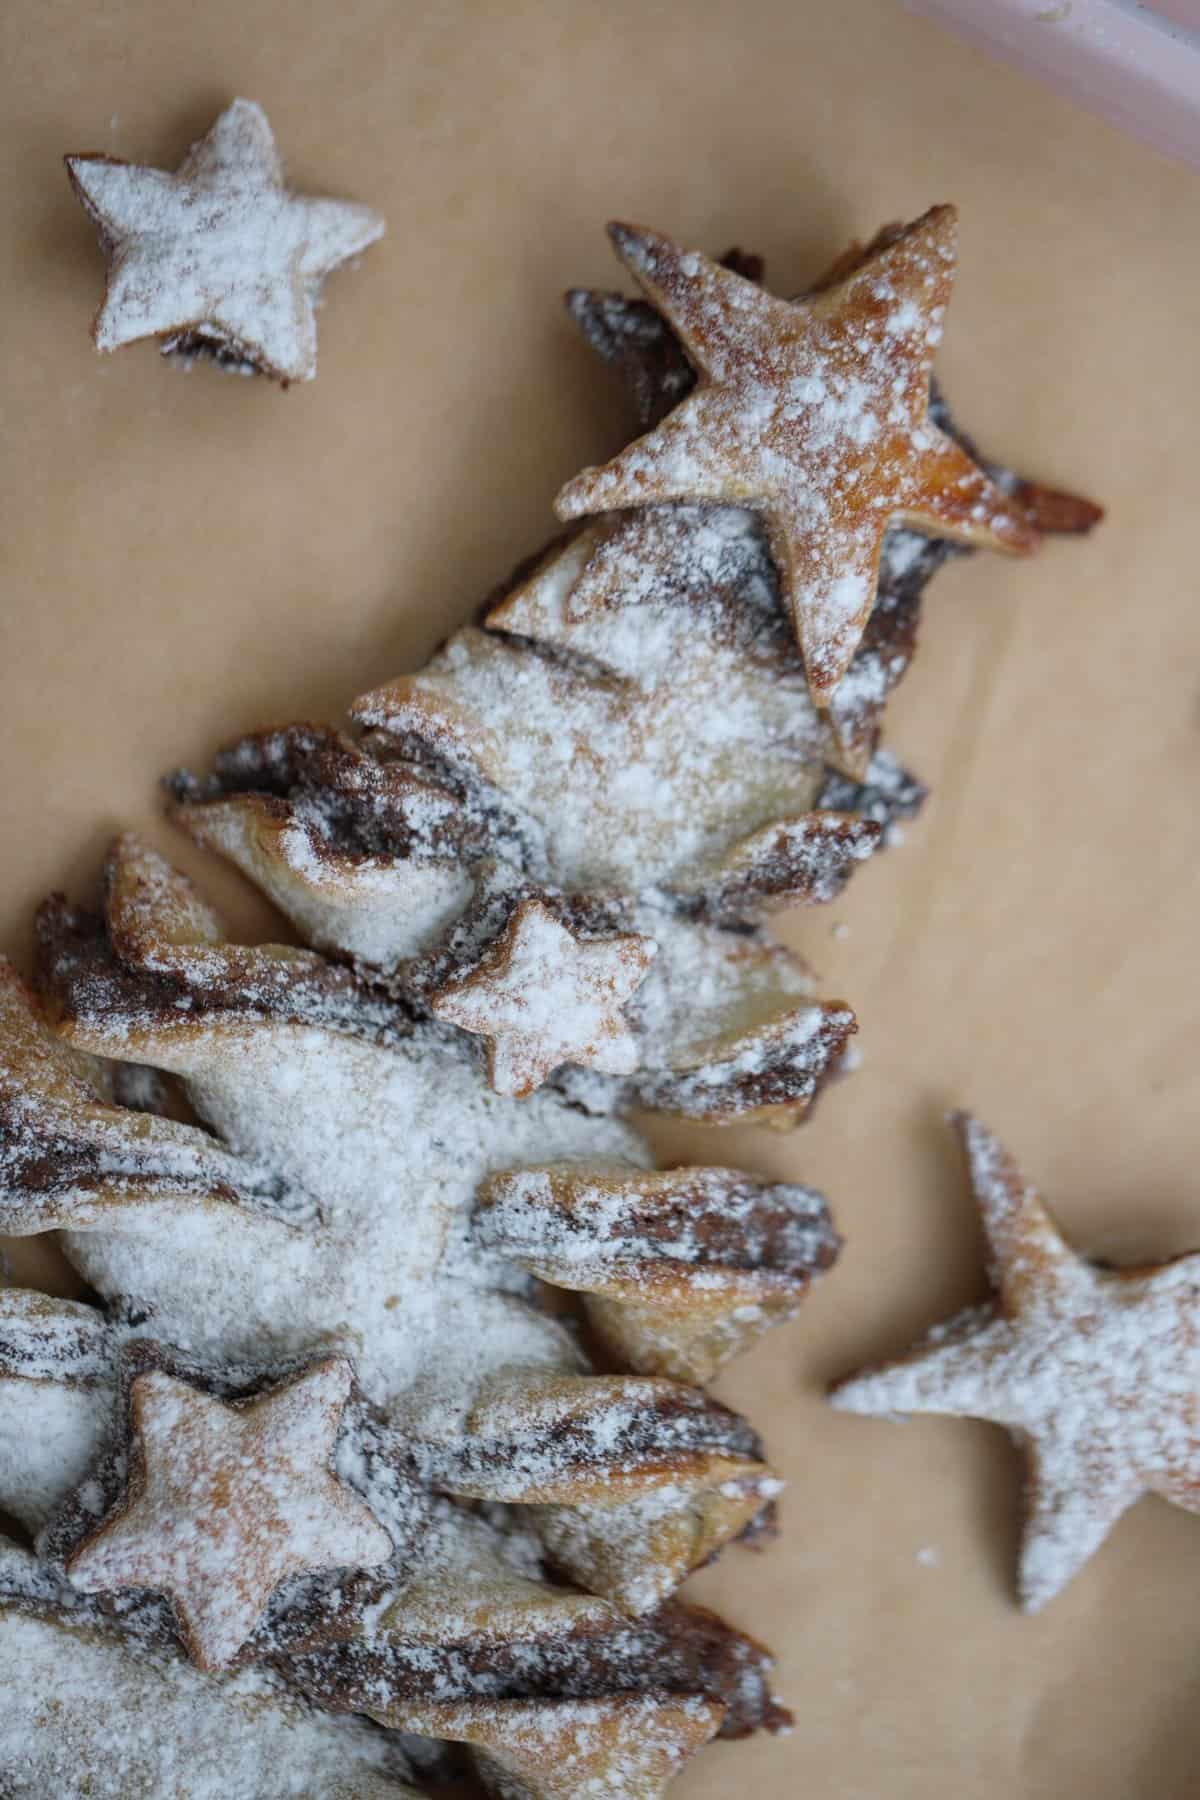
[429,898,657,1096]
[478,1165,835,1277]
[359,614,829,897]
[0,1290,117,1529]
[629,910,815,1070]
[0,1378,112,1532]
[403,1691,724,1799]
[0,1604,416,1797]
[833,1116,1200,1611]
[66,1359,392,1668]
[4,838,789,1718]
[66,98,384,383]
[3,3,1198,1794]
[561,288,1098,779]
[66,1018,645,1406]
[555,212,1038,702]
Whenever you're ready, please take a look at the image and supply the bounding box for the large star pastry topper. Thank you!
[429,898,657,1098]
[65,1356,393,1669]
[556,207,1040,705]
[833,1112,1200,1612]
[65,98,385,384]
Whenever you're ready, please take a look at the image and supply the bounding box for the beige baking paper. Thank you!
[2,1,1199,1793]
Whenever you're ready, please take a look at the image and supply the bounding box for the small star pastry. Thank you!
[833,1113,1200,1611]
[429,898,657,1097]
[65,1356,393,1668]
[65,98,384,383]
[556,207,1039,704]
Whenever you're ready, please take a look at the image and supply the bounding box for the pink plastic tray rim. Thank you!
[906,0,1200,170]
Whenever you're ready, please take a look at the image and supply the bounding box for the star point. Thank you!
[556,209,1040,704]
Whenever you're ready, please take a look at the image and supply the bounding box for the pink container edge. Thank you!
[905,0,1200,172]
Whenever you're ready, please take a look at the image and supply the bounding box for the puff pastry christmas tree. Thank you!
[0,204,1099,1797]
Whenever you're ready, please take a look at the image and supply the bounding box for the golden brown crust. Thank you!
[477,1164,838,1383]
[555,209,1041,704]
[379,1693,725,1800]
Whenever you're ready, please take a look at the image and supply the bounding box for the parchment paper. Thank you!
[2,2,1199,1793]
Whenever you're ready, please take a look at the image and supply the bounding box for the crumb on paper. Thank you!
[915,1544,940,1568]
[831,920,850,942]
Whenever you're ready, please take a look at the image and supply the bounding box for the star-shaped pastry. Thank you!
[65,1356,393,1668]
[556,207,1040,704]
[567,253,1101,769]
[832,1113,1200,1611]
[65,98,384,384]
[428,899,657,1098]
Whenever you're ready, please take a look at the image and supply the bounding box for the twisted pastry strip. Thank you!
[478,1163,838,1383]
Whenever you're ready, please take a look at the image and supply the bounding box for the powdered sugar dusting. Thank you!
[399,1690,721,1799]
[0,1377,113,1534]
[629,909,815,1069]
[66,99,384,384]
[478,1165,834,1280]
[556,210,1038,700]
[66,1360,392,1669]
[0,1605,415,1797]
[834,1115,1200,1610]
[385,609,828,895]
[66,1018,644,1410]
[430,900,656,1095]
